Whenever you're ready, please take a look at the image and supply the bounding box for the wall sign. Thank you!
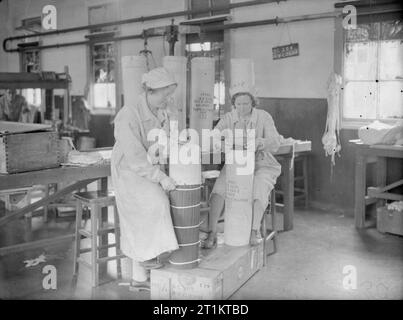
[272,43,299,60]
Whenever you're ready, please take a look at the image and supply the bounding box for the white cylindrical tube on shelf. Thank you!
[163,56,187,133]
[121,55,147,107]
[189,57,215,148]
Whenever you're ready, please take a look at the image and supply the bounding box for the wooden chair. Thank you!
[73,191,125,287]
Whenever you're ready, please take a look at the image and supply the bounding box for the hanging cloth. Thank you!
[322,72,342,176]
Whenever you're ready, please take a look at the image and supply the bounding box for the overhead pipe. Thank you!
[3,0,283,52]
[4,6,401,53]
[198,6,402,32]
[334,0,402,8]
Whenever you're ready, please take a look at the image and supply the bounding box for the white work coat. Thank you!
[111,93,179,262]
[212,108,282,209]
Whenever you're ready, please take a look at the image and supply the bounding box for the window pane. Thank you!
[105,43,114,59]
[381,21,403,41]
[94,83,116,108]
[94,61,108,82]
[346,23,380,42]
[93,44,106,59]
[379,81,403,119]
[22,88,41,107]
[344,42,377,80]
[379,40,403,80]
[186,42,212,52]
[343,81,377,119]
[107,60,115,82]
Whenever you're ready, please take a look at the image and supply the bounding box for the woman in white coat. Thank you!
[111,67,179,288]
[203,84,282,248]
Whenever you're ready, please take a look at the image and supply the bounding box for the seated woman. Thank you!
[111,67,179,289]
[204,84,282,248]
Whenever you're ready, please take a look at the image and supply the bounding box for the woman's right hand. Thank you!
[160,176,176,191]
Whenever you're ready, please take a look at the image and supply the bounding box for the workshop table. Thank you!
[350,139,403,229]
[0,163,110,256]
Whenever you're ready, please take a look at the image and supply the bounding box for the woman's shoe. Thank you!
[140,258,164,270]
[250,230,263,246]
[202,232,217,249]
[129,280,150,292]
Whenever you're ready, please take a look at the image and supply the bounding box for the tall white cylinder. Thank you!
[163,56,187,133]
[190,57,215,147]
[121,55,147,107]
[224,149,255,246]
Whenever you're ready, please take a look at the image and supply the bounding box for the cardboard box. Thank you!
[151,242,263,300]
[377,206,403,236]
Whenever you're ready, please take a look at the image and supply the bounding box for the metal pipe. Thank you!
[3,0,281,52]
[201,12,339,32]
[334,0,401,8]
[4,6,401,53]
[199,7,402,32]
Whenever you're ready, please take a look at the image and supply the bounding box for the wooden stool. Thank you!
[276,153,309,208]
[262,189,278,266]
[73,191,125,287]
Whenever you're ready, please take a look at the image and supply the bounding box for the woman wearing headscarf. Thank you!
[203,83,282,248]
[111,67,179,289]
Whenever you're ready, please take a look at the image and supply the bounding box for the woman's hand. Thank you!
[160,176,176,191]
[255,138,265,151]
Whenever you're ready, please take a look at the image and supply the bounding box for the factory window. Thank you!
[88,3,118,111]
[90,41,116,109]
[342,20,403,124]
[20,48,41,107]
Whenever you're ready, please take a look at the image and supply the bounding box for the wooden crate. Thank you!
[151,242,263,300]
[0,131,61,174]
[377,206,403,236]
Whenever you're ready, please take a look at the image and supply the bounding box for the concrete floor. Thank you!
[1,206,402,300]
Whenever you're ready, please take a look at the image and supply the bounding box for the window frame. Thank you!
[87,40,118,114]
[86,2,121,115]
[339,19,403,129]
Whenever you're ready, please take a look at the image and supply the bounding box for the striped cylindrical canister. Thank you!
[169,184,201,269]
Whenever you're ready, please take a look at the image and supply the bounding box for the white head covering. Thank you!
[141,67,177,90]
[229,81,258,98]
[229,58,258,98]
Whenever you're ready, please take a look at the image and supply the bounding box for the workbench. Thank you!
[0,163,110,256]
[349,140,403,229]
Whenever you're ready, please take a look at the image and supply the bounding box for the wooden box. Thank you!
[377,206,403,236]
[151,242,263,300]
[0,131,61,174]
